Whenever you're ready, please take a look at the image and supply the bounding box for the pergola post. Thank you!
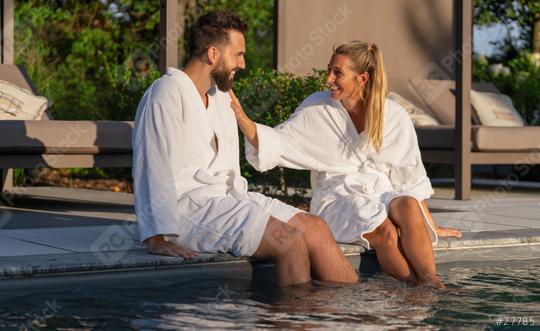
[159,0,178,75]
[1,169,13,193]
[455,0,473,200]
[1,0,14,192]
[1,0,14,64]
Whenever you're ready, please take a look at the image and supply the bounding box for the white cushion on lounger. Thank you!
[0,79,49,120]
[470,90,525,127]
[388,91,440,127]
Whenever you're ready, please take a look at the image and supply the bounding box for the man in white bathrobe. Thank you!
[132,11,358,287]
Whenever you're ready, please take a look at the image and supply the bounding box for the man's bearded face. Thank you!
[211,58,236,92]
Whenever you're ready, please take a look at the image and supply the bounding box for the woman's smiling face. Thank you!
[326,54,368,105]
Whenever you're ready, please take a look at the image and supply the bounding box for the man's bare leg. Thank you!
[252,216,311,287]
[363,219,416,284]
[389,197,444,289]
[421,200,462,238]
[287,213,359,284]
[145,235,198,259]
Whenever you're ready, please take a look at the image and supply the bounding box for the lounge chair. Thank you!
[407,79,540,195]
[0,0,189,196]
[0,64,133,193]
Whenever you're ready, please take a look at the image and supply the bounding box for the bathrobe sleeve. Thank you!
[380,104,434,200]
[245,106,329,172]
[132,89,184,243]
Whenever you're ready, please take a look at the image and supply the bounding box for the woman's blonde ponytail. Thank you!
[334,41,388,152]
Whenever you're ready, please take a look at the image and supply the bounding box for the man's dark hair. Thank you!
[187,10,248,59]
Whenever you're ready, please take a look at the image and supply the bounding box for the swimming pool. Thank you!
[1,260,538,330]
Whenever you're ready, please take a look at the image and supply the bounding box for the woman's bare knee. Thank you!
[364,219,399,250]
[390,196,419,214]
[389,197,425,228]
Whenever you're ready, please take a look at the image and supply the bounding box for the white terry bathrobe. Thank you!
[246,91,437,248]
[132,68,300,256]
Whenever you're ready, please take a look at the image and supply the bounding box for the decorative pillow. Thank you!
[470,90,525,127]
[0,79,48,120]
[387,91,440,127]
[409,79,503,125]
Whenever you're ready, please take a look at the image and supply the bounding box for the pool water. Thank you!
[1,260,538,330]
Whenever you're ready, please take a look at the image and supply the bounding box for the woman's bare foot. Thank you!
[436,227,462,238]
[418,275,445,290]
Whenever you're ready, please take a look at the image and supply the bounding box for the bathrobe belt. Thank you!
[185,169,249,203]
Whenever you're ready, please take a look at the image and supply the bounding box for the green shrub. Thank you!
[234,69,327,193]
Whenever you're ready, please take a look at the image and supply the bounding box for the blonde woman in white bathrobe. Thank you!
[230,41,459,289]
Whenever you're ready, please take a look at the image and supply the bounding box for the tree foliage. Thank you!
[14,0,273,120]
[190,0,274,74]
[234,69,327,192]
[15,0,162,120]
[474,0,540,53]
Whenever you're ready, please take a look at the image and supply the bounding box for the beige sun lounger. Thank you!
[0,64,133,193]
[408,79,540,194]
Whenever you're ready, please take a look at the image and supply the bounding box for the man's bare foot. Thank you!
[436,227,462,238]
[145,235,198,259]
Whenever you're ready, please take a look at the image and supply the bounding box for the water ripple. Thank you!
[0,260,538,330]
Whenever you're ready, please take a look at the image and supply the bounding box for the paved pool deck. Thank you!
[0,186,538,281]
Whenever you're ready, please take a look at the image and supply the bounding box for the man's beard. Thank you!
[211,61,235,92]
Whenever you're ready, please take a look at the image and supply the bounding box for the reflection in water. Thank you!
[142,278,429,330]
[0,261,538,330]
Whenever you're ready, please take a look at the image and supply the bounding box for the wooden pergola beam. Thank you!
[1,1,15,192]
[455,0,473,200]
[159,0,178,75]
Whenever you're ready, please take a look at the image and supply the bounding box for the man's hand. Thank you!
[145,235,198,259]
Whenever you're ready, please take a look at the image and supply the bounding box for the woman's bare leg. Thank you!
[363,219,417,284]
[421,200,462,238]
[389,197,444,289]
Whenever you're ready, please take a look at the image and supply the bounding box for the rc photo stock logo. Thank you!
[91,224,137,266]
[0,207,13,230]
[408,62,452,106]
